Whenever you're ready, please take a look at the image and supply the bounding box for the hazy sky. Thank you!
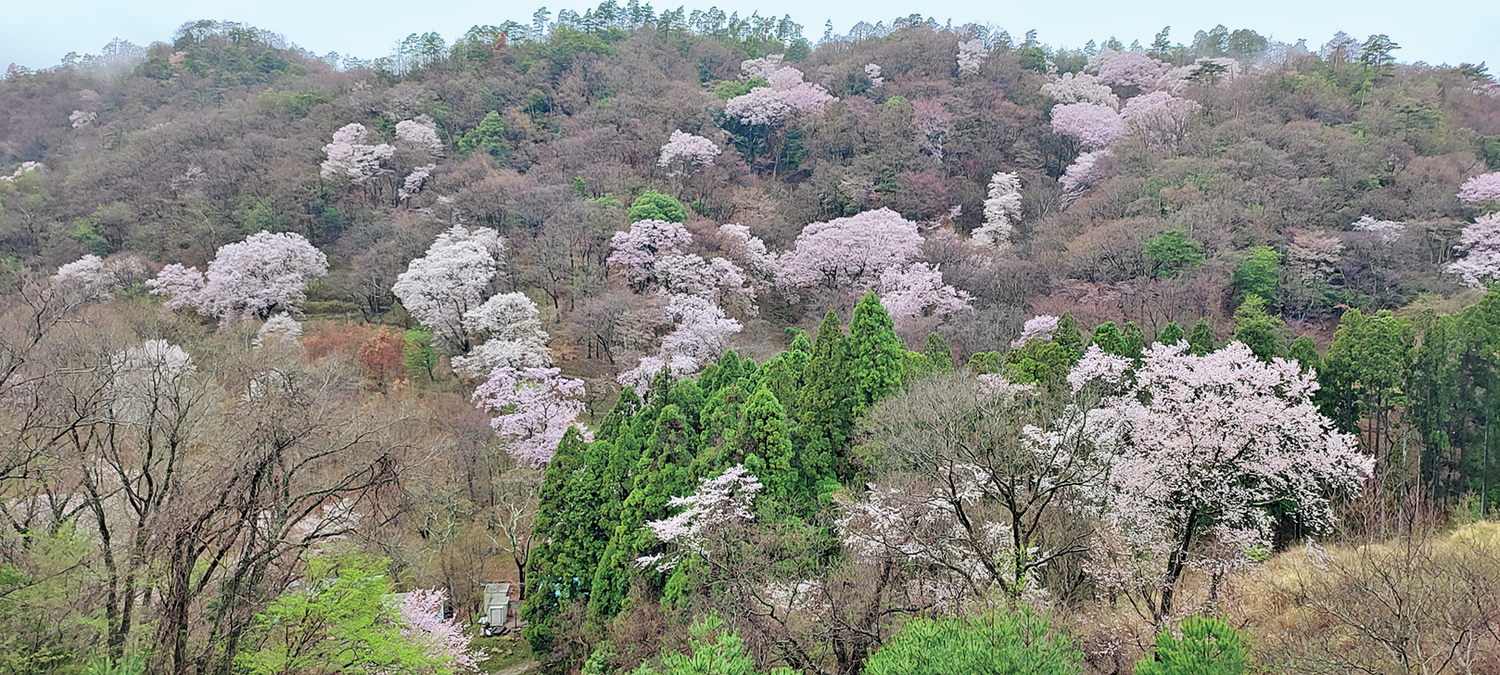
[3,0,1497,72]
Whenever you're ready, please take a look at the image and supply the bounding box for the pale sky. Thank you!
[3,0,1497,72]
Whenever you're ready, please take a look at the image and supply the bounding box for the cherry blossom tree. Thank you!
[1119,91,1199,150]
[637,465,763,570]
[864,63,884,87]
[717,224,775,279]
[254,313,303,347]
[739,54,784,79]
[52,254,148,302]
[1012,315,1060,347]
[451,292,552,378]
[956,39,987,75]
[607,219,693,290]
[1050,103,1125,150]
[1351,214,1405,242]
[776,208,925,294]
[1041,72,1120,109]
[1,161,43,182]
[724,65,835,125]
[1069,341,1370,621]
[394,116,443,156]
[473,366,589,465]
[1091,49,1173,88]
[147,231,329,321]
[1445,213,1500,287]
[973,172,1022,247]
[1060,150,1110,208]
[656,130,721,176]
[912,98,951,160]
[392,225,506,351]
[398,164,435,201]
[619,294,742,389]
[398,589,487,672]
[1459,172,1500,204]
[320,123,394,183]
[725,87,793,126]
[878,264,973,337]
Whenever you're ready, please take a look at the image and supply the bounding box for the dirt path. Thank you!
[491,660,538,675]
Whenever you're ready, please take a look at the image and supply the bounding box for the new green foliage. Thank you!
[1233,246,1282,305]
[863,608,1083,675]
[628,190,688,223]
[1134,616,1248,675]
[1145,228,1205,278]
[1232,296,1285,361]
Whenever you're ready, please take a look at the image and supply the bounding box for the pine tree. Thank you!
[796,310,853,490]
[1121,321,1146,359]
[522,427,607,656]
[1232,296,1285,361]
[1156,321,1185,346]
[1288,335,1321,373]
[1090,322,1126,356]
[740,386,800,505]
[1054,313,1086,362]
[923,332,955,372]
[846,292,907,416]
[1188,318,1216,355]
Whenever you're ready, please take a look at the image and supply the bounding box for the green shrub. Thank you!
[1135,616,1248,675]
[864,608,1082,675]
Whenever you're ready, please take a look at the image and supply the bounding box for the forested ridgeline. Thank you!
[3,10,1500,675]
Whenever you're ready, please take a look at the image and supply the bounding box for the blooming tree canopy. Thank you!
[657,130,721,176]
[607,219,693,290]
[1091,50,1173,88]
[638,465,763,570]
[1459,172,1500,204]
[1050,103,1125,150]
[1041,72,1119,109]
[956,39,987,75]
[392,225,506,351]
[1446,213,1500,287]
[1060,150,1110,208]
[394,116,443,156]
[1119,91,1199,150]
[473,366,589,465]
[1351,214,1405,243]
[620,294,742,388]
[1012,314,1060,347]
[52,254,148,302]
[877,263,973,335]
[776,208,925,293]
[398,164,435,201]
[398,589,487,673]
[973,172,1022,247]
[724,63,835,125]
[148,231,329,321]
[320,123,394,183]
[254,313,303,348]
[912,98,951,159]
[1069,341,1370,619]
[864,63,884,87]
[451,291,552,378]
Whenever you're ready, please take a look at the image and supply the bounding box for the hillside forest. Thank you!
[3,9,1500,675]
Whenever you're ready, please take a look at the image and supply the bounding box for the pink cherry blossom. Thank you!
[473,366,590,466]
[973,172,1022,247]
[1070,341,1371,617]
[1459,172,1500,203]
[1446,213,1500,287]
[1041,72,1119,109]
[776,208,925,293]
[1011,315,1059,347]
[657,130,721,175]
[638,465,762,570]
[619,294,741,389]
[149,231,328,321]
[394,117,443,155]
[1060,150,1110,207]
[1091,50,1172,88]
[392,225,506,350]
[399,589,487,672]
[1050,103,1124,150]
[878,263,972,333]
[320,123,395,183]
[956,39,987,75]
